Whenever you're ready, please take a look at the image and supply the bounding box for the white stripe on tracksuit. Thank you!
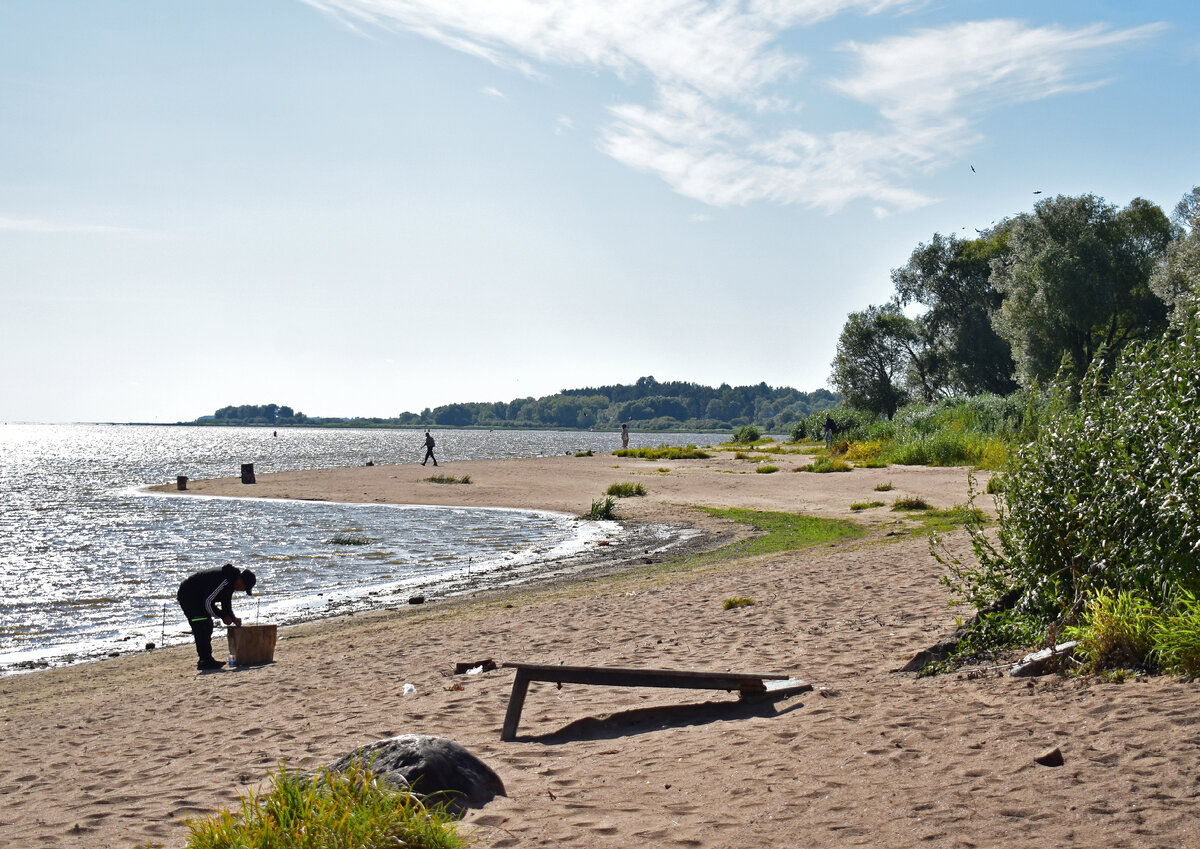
[204,579,229,619]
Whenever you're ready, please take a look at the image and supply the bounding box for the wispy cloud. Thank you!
[482,85,505,98]
[300,1,1162,212]
[554,115,574,135]
[0,216,146,235]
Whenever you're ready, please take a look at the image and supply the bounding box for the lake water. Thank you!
[0,423,716,675]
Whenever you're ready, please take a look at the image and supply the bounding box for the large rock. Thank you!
[326,734,505,815]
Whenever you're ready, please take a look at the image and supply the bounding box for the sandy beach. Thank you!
[2,451,1197,848]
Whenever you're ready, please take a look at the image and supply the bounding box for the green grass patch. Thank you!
[689,508,865,566]
[606,482,647,497]
[874,481,894,492]
[614,444,711,460]
[891,495,931,511]
[425,474,471,484]
[850,501,885,511]
[574,449,594,457]
[755,465,780,474]
[723,597,756,610]
[176,759,467,849]
[799,456,853,473]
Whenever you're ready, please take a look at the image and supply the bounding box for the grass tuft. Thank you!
[581,496,619,520]
[755,465,780,474]
[891,495,930,511]
[425,474,471,484]
[178,759,467,849]
[606,482,647,497]
[723,597,756,610]
[850,501,885,511]
[614,444,710,461]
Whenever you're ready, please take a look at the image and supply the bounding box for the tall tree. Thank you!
[991,194,1172,387]
[891,230,1017,396]
[1151,185,1200,326]
[829,303,917,419]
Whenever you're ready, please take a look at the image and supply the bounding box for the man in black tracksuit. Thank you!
[177,563,256,671]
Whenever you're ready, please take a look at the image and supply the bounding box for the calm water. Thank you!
[0,424,716,675]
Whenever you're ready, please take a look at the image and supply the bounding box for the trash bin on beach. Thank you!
[241,463,256,484]
[228,624,277,665]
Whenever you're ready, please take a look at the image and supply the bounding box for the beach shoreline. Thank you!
[4,454,1198,848]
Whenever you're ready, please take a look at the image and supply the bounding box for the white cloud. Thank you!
[482,85,505,98]
[300,1,1162,212]
[554,115,574,135]
[0,216,145,235]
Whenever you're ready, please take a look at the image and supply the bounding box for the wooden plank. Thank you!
[498,662,805,741]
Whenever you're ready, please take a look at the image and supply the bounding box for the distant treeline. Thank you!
[193,377,840,432]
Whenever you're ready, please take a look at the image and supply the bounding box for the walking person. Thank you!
[421,429,438,466]
[176,563,256,671]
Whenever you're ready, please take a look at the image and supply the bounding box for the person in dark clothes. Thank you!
[176,564,256,671]
[421,429,438,466]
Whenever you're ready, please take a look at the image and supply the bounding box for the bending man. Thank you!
[177,563,256,671]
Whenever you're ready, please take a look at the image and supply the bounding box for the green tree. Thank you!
[892,230,1017,396]
[1151,185,1200,327]
[991,194,1172,387]
[830,303,917,419]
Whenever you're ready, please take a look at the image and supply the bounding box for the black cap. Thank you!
[241,569,256,595]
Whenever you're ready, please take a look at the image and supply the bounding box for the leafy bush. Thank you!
[606,482,646,497]
[733,424,762,444]
[179,760,466,849]
[942,319,1200,665]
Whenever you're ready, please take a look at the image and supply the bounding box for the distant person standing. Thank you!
[824,413,835,448]
[621,423,629,449]
[422,429,438,466]
[176,564,256,671]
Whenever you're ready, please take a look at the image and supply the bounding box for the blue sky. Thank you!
[2,0,1197,423]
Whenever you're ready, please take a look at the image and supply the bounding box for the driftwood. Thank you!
[1008,641,1078,677]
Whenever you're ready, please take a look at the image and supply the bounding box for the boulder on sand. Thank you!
[326,734,505,815]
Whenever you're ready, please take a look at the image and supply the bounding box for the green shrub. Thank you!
[180,760,466,849]
[574,449,594,457]
[1064,588,1157,672]
[733,425,762,444]
[755,465,780,474]
[606,482,646,497]
[941,318,1200,662]
[723,597,756,610]
[582,496,618,520]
